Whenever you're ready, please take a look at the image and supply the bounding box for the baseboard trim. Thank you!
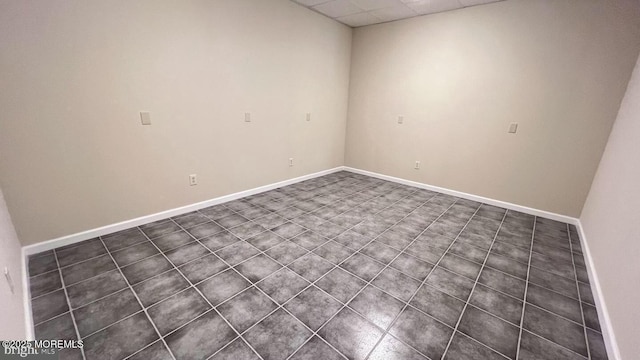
[22,167,345,256]
[21,247,34,340]
[575,220,620,360]
[344,167,579,225]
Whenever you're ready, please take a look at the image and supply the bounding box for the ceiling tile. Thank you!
[294,0,331,6]
[313,0,363,18]
[337,12,382,27]
[370,4,417,22]
[349,0,403,11]
[406,0,463,15]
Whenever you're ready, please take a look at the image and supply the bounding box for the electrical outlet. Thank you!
[189,174,198,186]
[244,112,251,122]
[289,158,294,167]
[140,112,151,125]
[306,113,311,122]
[414,161,421,170]
[398,116,404,124]
[508,122,518,134]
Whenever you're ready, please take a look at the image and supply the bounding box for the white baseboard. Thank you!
[344,167,579,225]
[21,248,34,340]
[575,220,620,360]
[22,167,345,257]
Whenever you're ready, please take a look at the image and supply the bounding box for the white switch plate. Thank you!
[398,116,404,124]
[245,113,251,122]
[289,158,294,167]
[140,112,151,125]
[306,113,311,122]
[189,174,198,186]
[508,123,518,133]
[414,161,420,170]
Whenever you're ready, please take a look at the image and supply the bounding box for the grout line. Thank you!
[52,250,87,360]
[97,237,179,360]
[514,216,537,360]
[439,210,508,359]
[568,223,592,360]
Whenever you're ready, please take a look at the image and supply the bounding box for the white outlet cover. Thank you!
[140,112,151,125]
[306,113,311,121]
[508,123,518,133]
[245,113,251,122]
[398,116,404,124]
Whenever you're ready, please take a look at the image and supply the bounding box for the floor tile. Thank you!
[57,238,107,267]
[518,330,586,360]
[389,306,453,360]
[228,222,267,240]
[372,267,421,302]
[319,308,384,360]
[199,205,236,221]
[526,283,583,323]
[60,254,116,286]
[253,213,288,230]
[582,303,601,332]
[210,338,259,360]
[290,231,329,251]
[271,222,306,239]
[586,328,608,360]
[197,269,251,306]
[313,241,352,264]
[235,254,281,283]
[200,231,241,252]
[334,230,371,250]
[111,241,159,267]
[34,312,76,340]
[316,267,367,303]
[285,286,343,331]
[426,267,475,301]
[28,253,58,277]
[578,282,595,305]
[256,268,310,304]
[377,229,414,251]
[448,241,488,264]
[121,254,173,285]
[404,239,445,264]
[246,231,285,251]
[217,214,250,228]
[349,286,404,329]
[314,221,348,238]
[178,253,228,284]
[165,311,236,360]
[340,253,385,282]
[491,241,530,264]
[439,253,482,280]
[217,287,278,333]
[477,267,526,300]
[530,252,575,280]
[416,230,455,251]
[147,288,211,335]
[215,241,260,266]
[139,219,181,239]
[290,336,344,360]
[133,269,190,307]
[390,253,433,281]
[172,212,211,229]
[74,289,141,337]
[32,289,69,324]
[458,305,520,359]
[186,221,225,239]
[30,270,62,298]
[486,253,529,280]
[128,340,173,360]
[475,204,507,221]
[165,242,210,267]
[444,332,506,360]
[288,253,335,282]
[523,304,587,356]
[244,309,312,360]
[265,241,308,265]
[369,334,428,360]
[151,231,193,252]
[66,270,128,308]
[410,284,465,327]
[469,284,523,325]
[528,267,579,300]
[360,241,401,265]
[83,312,158,360]
[102,228,148,252]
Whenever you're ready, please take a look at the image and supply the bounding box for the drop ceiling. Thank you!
[292,0,504,27]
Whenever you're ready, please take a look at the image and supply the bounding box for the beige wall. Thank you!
[580,54,640,360]
[0,0,352,245]
[345,0,640,217]
[0,188,27,339]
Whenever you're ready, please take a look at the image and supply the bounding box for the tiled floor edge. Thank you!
[343,166,579,226]
[575,219,621,360]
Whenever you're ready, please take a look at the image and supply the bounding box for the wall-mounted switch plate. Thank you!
[398,116,404,124]
[189,174,198,186]
[245,113,251,122]
[289,158,294,167]
[306,113,311,122]
[508,123,518,134]
[140,112,151,125]
[414,161,421,170]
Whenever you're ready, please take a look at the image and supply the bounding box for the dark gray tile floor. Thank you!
[27,171,607,360]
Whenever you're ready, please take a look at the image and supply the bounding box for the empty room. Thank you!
[1,0,639,359]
